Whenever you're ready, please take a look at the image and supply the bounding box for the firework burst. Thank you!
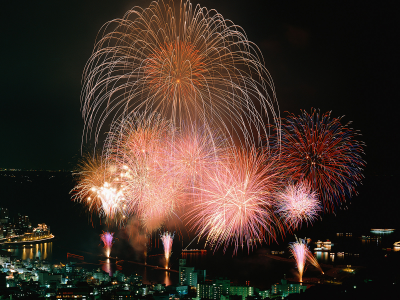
[185,147,283,253]
[289,236,322,282]
[81,0,279,147]
[160,231,175,265]
[174,124,227,192]
[275,181,322,231]
[71,155,128,223]
[101,231,114,257]
[104,113,183,231]
[275,109,365,212]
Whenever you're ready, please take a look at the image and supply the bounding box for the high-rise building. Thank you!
[229,285,254,300]
[270,277,306,298]
[179,259,195,286]
[197,282,222,300]
[214,278,230,296]
[0,208,9,224]
[179,259,206,288]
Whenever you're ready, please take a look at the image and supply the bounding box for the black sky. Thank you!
[1,0,398,176]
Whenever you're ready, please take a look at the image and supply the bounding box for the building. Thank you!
[271,277,306,298]
[179,259,206,288]
[229,285,254,300]
[38,271,63,288]
[197,282,221,300]
[214,278,230,296]
[0,208,9,225]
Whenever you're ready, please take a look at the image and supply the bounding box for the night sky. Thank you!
[1,1,398,176]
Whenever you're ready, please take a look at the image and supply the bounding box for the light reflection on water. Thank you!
[3,242,53,261]
[101,258,112,276]
[312,230,400,265]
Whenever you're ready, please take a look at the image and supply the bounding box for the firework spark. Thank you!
[275,181,322,231]
[174,124,227,191]
[104,113,183,231]
[101,231,114,257]
[160,231,175,265]
[81,0,279,147]
[185,147,283,253]
[289,236,323,282]
[71,155,129,223]
[274,109,365,212]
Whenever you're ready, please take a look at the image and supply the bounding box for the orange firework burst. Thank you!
[71,155,129,224]
[81,0,279,147]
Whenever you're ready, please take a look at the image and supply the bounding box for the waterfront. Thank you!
[1,171,400,289]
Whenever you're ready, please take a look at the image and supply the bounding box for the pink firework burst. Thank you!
[160,231,175,264]
[275,181,322,231]
[186,147,283,254]
[289,236,322,282]
[104,113,183,231]
[101,231,114,257]
[174,125,227,192]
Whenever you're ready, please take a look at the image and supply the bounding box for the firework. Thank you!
[185,147,283,253]
[81,0,279,147]
[274,109,365,212]
[160,231,175,265]
[274,181,322,231]
[71,155,129,223]
[289,238,307,282]
[104,113,183,231]
[101,231,114,257]
[174,124,227,191]
[289,237,323,282]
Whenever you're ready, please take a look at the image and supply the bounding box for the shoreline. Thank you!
[0,234,55,247]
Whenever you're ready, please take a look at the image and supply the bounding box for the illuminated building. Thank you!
[258,289,271,299]
[393,241,400,252]
[179,259,206,287]
[270,277,306,298]
[0,208,9,225]
[370,229,395,234]
[229,285,254,300]
[166,285,188,297]
[197,282,222,300]
[38,271,62,288]
[214,278,230,296]
[179,259,194,286]
[93,270,111,283]
[56,287,94,299]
